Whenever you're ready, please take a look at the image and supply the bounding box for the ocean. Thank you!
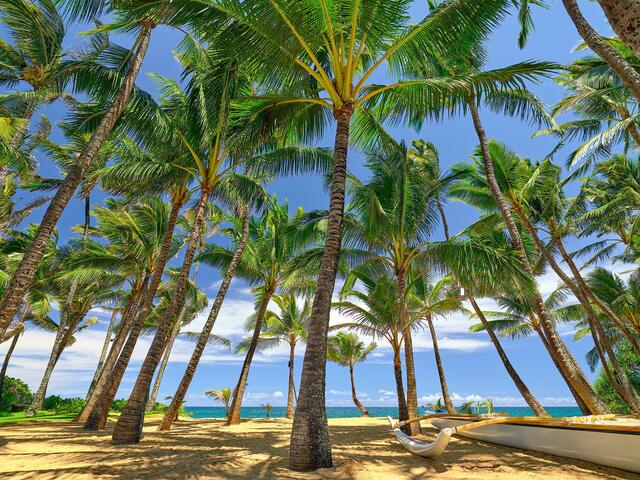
[184,406,583,419]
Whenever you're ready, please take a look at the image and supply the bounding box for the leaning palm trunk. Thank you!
[159,209,249,431]
[0,24,154,336]
[227,287,275,425]
[349,364,368,416]
[516,212,640,413]
[0,327,21,404]
[77,194,182,424]
[85,309,118,401]
[469,298,548,417]
[597,0,640,58]
[562,0,640,102]
[74,280,146,423]
[468,98,608,414]
[25,319,77,416]
[535,323,589,414]
[396,269,420,435]
[111,190,209,444]
[290,109,351,471]
[426,315,456,415]
[146,312,183,413]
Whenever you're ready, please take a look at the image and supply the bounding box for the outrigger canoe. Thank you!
[388,414,640,474]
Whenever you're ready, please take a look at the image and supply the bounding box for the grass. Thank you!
[0,409,174,425]
[0,410,76,424]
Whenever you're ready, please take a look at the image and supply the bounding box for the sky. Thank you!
[0,1,624,409]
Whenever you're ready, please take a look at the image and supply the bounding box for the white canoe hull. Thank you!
[432,418,640,474]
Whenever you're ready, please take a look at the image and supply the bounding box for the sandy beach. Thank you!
[0,416,638,479]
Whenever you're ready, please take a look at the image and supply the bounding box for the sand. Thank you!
[0,416,638,479]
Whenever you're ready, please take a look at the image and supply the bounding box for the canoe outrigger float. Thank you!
[388,413,640,473]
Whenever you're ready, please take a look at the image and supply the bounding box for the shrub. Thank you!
[52,397,85,413]
[110,399,128,412]
[43,395,64,410]
[0,377,33,411]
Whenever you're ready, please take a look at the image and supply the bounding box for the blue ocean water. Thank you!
[185,406,583,419]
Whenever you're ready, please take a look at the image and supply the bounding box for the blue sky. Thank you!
[0,1,622,408]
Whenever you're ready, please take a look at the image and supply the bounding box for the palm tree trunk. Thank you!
[286,341,296,419]
[396,268,420,435]
[393,347,410,433]
[146,315,182,413]
[74,280,145,422]
[349,363,368,416]
[0,328,21,404]
[554,237,640,413]
[469,298,548,416]
[535,324,589,414]
[426,315,456,414]
[289,108,351,471]
[468,98,608,414]
[25,321,72,416]
[516,211,640,411]
[597,0,640,58]
[111,189,209,444]
[158,208,249,431]
[227,287,275,425]
[0,24,154,336]
[79,194,182,425]
[85,309,118,401]
[562,0,640,102]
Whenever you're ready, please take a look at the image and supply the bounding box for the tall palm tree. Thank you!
[157,207,250,429]
[334,269,410,429]
[75,197,181,429]
[341,141,459,433]
[327,332,376,416]
[0,1,160,333]
[409,274,464,415]
[170,0,546,467]
[453,141,640,413]
[206,202,318,426]
[25,260,121,416]
[235,293,310,419]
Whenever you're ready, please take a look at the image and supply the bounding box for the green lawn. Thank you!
[0,410,170,425]
[0,410,76,424]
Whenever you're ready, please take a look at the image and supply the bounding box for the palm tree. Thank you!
[157,207,251,430]
[452,141,640,413]
[341,140,460,433]
[205,388,232,418]
[235,293,310,419]
[327,332,376,416]
[409,274,464,415]
[25,260,121,416]
[206,202,318,426]
[334,269,410,429]
[0,0,161,333]
[76,198,181,429]
[539,50,640,176]
[172,0,545,467]
[145,271,213,412]
[0,0,65,157]
[458,76,609,413]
